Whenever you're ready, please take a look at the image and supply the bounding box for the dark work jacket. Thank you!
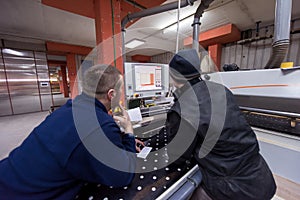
[0,93,136,200]
[163,78,276,200]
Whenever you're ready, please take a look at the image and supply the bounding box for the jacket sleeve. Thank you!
[166,111,199,165]
[146,111,180,149]
[146,111,198,166]
[65,122,136,187]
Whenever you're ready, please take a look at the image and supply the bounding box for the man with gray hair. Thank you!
[0,64,138,199]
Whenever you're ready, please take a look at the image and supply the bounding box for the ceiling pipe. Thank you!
[123,0,147,10]
[121,0,199,63]
[265,0,292,69]
[192,0,214,51]
[121,0,198,31]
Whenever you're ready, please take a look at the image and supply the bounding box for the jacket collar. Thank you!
[79,92,108,113]
[173,78,202,101]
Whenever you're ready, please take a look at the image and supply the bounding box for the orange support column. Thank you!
[131,55,151,63]
[94,0,123,74]
[60,65,69,98]
[208,44,222,71]
[66,54,78,99]
[184,24,241,48]
[57,70,64,94]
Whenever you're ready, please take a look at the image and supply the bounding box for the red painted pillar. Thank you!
[57,70,64,94]
[94,0,123,74]
[66,53,78,98]
[131,55,151,63]
[208,43,222,71]
[60,65,69,98]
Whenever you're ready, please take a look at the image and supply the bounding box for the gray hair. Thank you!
[82,64,122,98]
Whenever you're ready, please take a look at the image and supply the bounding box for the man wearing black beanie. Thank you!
[163,49,276,200]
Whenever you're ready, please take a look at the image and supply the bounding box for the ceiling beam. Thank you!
[134,0,166,9]
[47,60,67,66]
[42,0,166,20]
[42,0,95,18]
[131,54,151,62]
[184,24,241,48]
[46,41,93,55]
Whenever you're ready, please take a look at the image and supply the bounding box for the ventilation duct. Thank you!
[121,0,199,30]
[192,0,214,51]
[121,0,199,62]
[265,0,292,69]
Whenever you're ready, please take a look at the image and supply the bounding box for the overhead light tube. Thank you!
[125,39,145,49]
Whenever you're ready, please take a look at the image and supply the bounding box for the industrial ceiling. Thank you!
[0,0,300,56]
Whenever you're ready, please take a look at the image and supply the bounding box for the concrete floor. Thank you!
[0,93,68,158]
[0,111,49,159]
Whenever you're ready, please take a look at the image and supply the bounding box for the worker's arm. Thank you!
[65,122,136,187]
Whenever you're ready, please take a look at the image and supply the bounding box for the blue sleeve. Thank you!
[65,122,136,187]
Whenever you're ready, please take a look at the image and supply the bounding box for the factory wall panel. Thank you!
[223,45,231,65]
[151,52,174,64]
[262,39,272,67]
[0,47,55,116]
[221,34,300,70]
[35,52,52,111]
[240,44,249,69]
[229,45,237,64]
[4,40,46,52]
[288,34,300,65]
[0,53,13,116]
[147,33,300,72]
[254,40,264,69]
[235,44,243,68]
[3,49,41,114]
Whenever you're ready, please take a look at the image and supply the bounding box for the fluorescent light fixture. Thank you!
[125,39,145,49]
[2,49,24,56]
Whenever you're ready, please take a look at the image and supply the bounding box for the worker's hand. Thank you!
[113,105,133,134]
[135,139,145,152]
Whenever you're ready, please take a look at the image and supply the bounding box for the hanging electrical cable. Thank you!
[175,0,181,53]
